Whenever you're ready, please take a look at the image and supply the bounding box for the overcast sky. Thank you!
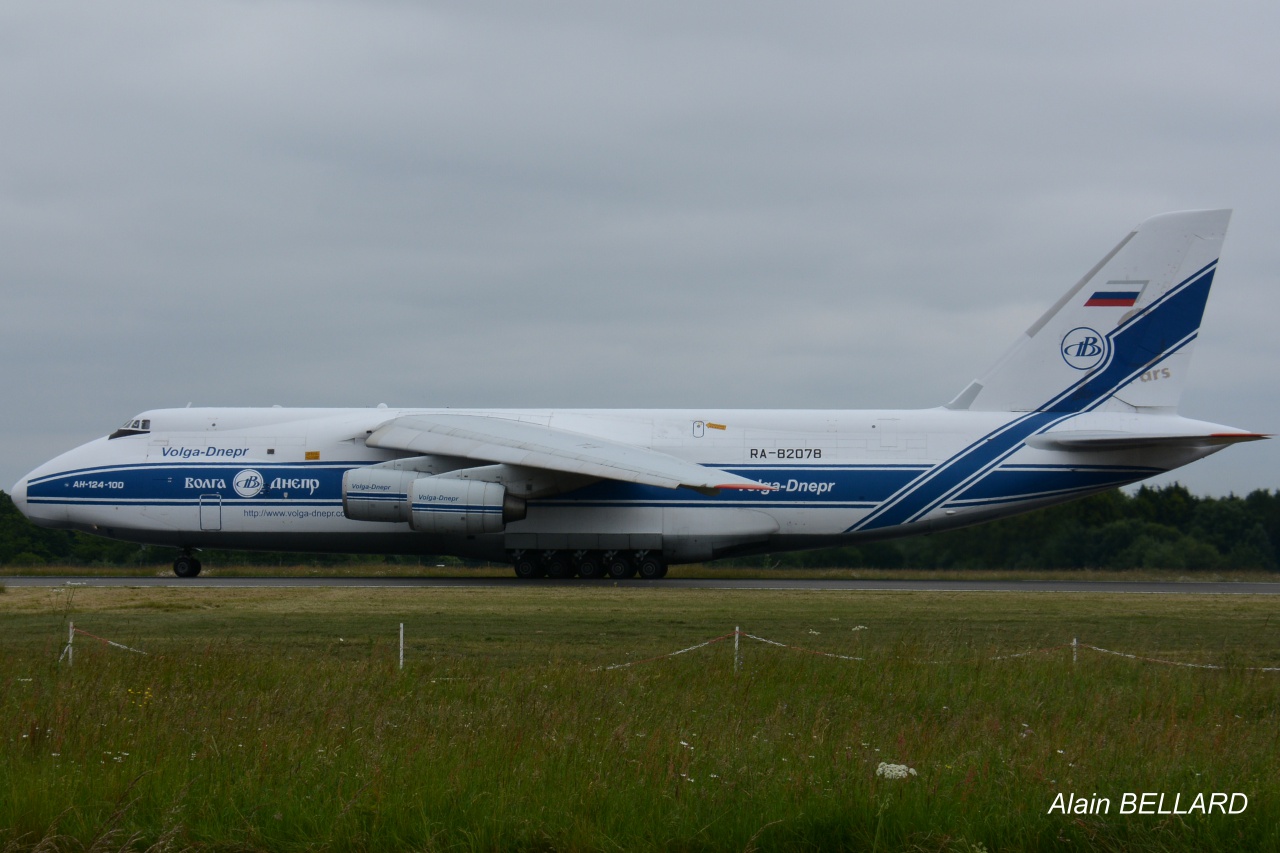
[3,1,1276,496]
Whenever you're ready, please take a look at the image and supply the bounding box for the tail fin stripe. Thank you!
[1044,262,1215,413]
[848,259,1219,532]
[958,210,1230,414]
[1112,258,1216,336]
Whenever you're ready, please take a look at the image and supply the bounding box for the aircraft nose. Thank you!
[10,474,30,518]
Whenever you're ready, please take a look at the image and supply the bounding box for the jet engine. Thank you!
[342,466,526,534]
[408,477,526,535]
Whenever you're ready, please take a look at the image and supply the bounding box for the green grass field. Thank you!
[2,583,1278,851]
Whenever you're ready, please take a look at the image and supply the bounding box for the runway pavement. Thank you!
[4,576,1280,594]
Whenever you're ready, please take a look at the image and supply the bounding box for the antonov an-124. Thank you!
[12,210,1266,578]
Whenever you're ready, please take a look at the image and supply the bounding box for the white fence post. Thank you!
[734,626,740,673]
[1072,637,1078,666]
[399,622,405,670]
[68,622,74,667]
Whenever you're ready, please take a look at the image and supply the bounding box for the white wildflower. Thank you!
[876,762,917,780]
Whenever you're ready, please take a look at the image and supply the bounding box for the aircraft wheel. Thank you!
[544,552,575,579]
[513,554,543,579]
[606,553,636,579]
[637,555,666,580]
[575,551,605,579]
[173,554,202,578]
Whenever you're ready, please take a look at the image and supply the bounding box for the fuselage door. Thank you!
[199,494,222,531]
[874,418,902,451]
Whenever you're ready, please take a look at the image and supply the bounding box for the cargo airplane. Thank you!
[12,210,1265,578]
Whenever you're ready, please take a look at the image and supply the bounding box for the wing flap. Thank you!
[366,414,772,493]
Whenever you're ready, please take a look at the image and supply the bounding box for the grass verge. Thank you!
[2,586,1278,851]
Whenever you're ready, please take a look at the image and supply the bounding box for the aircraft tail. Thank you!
[947,209,1232,414]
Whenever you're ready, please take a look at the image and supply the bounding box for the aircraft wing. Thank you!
[1027,431,1268,451]
[365,414,773,494]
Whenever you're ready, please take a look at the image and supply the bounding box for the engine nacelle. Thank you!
[408,477,526,535]
[342,467,418,523]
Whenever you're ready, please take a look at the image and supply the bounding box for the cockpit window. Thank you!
[108,416,151,440]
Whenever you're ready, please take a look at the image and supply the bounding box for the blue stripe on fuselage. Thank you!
[26,463,349,505]
[543,465,929,508]
[27,461,1162,515]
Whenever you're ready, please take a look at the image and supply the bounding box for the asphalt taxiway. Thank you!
[3,576,1279,594]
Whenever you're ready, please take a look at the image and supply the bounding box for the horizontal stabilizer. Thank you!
[1026,431,1268,452]
[366,414,775,494]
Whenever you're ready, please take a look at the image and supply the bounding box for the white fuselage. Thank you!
[12,405,1226,564]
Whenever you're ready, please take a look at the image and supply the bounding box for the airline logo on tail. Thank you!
[1060,327,1107,370]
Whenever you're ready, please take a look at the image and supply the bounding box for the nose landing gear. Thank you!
[173,551,202,578]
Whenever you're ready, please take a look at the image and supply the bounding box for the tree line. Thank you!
[1,484,1277,571]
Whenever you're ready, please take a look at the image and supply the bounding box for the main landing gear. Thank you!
[173,551,202,578]
[510,549,668,580]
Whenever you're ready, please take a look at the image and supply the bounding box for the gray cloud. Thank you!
[3,1,1276,496]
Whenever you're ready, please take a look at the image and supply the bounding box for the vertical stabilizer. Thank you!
[948,209,1231,414]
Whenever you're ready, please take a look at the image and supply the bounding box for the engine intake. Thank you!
[342,467,418,523]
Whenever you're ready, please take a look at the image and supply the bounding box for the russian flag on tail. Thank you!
[1085,290,1140,307]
